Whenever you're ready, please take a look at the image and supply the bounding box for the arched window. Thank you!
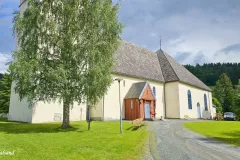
[130,100,133,109]
[153,86,156,96]
[204,94,208,111]
[188,90,192,109]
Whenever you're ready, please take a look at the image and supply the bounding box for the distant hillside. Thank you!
[184,63,240,86]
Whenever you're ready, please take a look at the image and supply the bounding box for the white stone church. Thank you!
[8,40,215,123]
[8,0,215,123]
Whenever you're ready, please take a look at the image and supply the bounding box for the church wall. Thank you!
[102,74,165,120]
[31,101,86,123]
[178,82,213,119]
[9,83,87,123]
[8,82,32,123]
[165,82,180,118]
[90,99,104,121]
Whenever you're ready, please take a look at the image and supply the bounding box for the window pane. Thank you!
[188,90,192,109]
[153,87,156,96]
[204,94,208,111]
[130,100,133,109]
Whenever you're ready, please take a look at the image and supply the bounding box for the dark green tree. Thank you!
[233,81,240,120]
[184,63,240,86]
[0,72,12,113]
[214,73,234,113]
[212,97,222,113]
[10,0,122,128]
[233,93,240,120]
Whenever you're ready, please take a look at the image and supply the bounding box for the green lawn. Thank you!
[184,121,240,146]
[0,119,148,160]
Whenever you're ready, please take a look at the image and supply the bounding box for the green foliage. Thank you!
[235,80,240,92]
[184,122,240,146]
[214,73,235,113]
[212,97,222,113]
[233,93,240,120]
[184,63,240,86]
[0,72,11,113]
[10,0,122,127]
[233,81,240,120]
[0,121,148,160]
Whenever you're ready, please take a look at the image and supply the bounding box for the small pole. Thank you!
[87,104,91,130]
[114,78,123,134]
[118,80,123,134]
[88,120,90,130]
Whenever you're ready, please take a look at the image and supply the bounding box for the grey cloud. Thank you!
[116,0,240,64]
[174,52,191,63]
[220,44,240,54]
[212,44,240,63]
[193,52,208,64]
[1,0,240,68]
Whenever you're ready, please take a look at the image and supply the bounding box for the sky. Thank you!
[0,0,240,73]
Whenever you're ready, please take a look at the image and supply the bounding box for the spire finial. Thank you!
[160,36,162,50]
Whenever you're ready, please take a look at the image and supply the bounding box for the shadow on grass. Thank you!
[0,120,83,134]
[216,131,240,146]
[126,125,145,131]
[195,131,240,147]
[0,118,8,122]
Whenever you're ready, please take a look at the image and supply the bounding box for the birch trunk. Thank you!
[62,98,70,128]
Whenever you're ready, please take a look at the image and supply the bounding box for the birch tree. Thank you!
[10,0,122,128]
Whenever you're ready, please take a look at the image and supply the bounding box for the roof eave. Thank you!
[178,80,212,92]
[112,71,165,83]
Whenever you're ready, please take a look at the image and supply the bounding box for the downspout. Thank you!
[164,83,167,118]
[102,96,105,121]
[208,91,212,119]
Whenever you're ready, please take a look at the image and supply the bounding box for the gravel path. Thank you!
[148,120,240,160]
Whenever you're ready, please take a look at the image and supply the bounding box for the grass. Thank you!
[0,119,148,160]
[184,121,240,146]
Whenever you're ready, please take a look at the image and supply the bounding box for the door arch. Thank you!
[197,102,201,118]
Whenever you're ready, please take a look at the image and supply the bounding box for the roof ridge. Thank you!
[156,49,179,82]
[161,51,211,91]
[161,50,180,82]
[156,52,165,83]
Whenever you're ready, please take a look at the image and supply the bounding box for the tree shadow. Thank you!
[0,121,83,134]
[0,118,8,122]
[214,131,240,146]
[222,131,240,138]
[195,131,240,147]
[126,125,145,131]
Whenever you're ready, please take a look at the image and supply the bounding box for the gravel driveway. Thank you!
[148,120,240,160]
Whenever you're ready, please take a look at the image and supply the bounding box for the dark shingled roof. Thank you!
[156,49,211,91]
[113,41,165,82]
[112,41,211,92]
[157,50,179,82]
[125,82,147,99]
[125,82,156,99]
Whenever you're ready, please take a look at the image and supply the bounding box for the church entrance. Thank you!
[197,103,201,118]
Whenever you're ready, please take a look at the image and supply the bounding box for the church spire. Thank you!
[160,36,162,50]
